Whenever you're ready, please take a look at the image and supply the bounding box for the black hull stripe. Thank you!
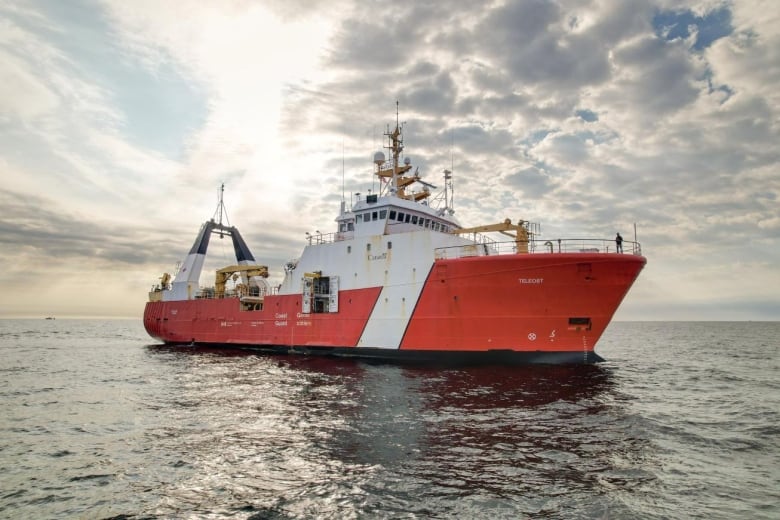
[158,342,605,365]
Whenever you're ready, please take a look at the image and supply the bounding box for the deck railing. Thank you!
[194,284,279,300]
[434,238,642,260]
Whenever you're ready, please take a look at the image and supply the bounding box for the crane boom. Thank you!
[450,219,533,253]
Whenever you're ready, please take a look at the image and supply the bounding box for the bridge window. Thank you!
[372,211,378,221]
[380,210,387,219]
[389,210,397,220]
[411,215,418,225]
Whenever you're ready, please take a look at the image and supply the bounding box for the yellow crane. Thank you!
[214,265,269,298]
[450,219,532,253]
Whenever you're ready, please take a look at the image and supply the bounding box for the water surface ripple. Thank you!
[0,320,777,518]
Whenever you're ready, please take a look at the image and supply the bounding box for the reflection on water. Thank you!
[3,321,776,519]
[136,347,651,518]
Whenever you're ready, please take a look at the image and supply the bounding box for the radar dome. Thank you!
[404,157,411,165]
[373,151,385,165]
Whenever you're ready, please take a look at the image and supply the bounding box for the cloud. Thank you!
[0,0,778,319]
[0,188,179,266]
[0,47,59,119]
[653,5,733,50]
[478,0,613,90]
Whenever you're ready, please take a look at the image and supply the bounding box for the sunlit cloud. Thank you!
[0,0,777,319]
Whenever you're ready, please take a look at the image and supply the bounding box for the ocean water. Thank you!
[0,320,777,519]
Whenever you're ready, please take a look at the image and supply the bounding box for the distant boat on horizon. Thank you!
[45,316,55,320]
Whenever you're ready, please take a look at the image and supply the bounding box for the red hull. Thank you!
[401,253,643,351]
[144,253,645,363]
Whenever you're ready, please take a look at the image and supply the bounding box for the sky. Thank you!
[0,0,778,320]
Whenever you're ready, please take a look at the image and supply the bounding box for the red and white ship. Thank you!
[144,115,646,364]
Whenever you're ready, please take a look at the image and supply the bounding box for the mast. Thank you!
[373,102,424,201]
[213,183,230,228]
[449,129,455,213]
[443,168,452,213]
[388,100,403,194]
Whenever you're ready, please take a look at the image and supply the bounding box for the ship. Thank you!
[143,112,646,364]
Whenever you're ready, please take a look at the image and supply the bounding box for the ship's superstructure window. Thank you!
[388,241,392,249]
[347,246,351,253]
[351,203,453,234]
[367,243,371,251]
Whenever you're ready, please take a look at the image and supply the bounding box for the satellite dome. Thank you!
[373,151,385,165]
[404,157,411,165]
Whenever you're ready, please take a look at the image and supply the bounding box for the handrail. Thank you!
[194,284,280,300]
[306,231,642,257]
[434,238,642,259]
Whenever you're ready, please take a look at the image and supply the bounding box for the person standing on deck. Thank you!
[615,233,623,253]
